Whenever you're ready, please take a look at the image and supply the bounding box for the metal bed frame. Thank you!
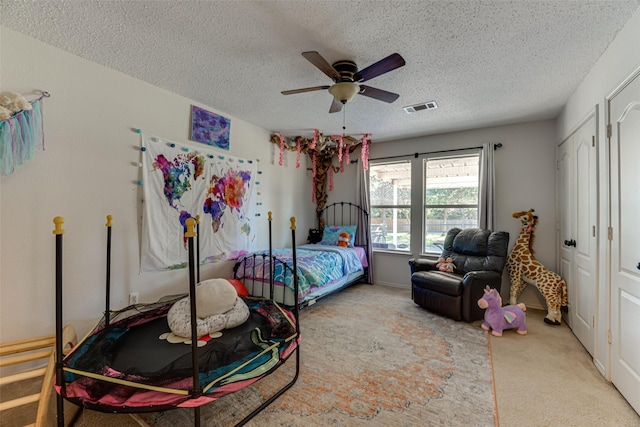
[234,202,370,309]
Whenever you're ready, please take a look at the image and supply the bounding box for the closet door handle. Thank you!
[564,239,576,247]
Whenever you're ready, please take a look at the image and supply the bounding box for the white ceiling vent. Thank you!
[403,101,438,114]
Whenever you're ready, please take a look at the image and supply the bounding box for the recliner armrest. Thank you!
[409,258,439,274]
[461,270,503,289]
[460,270,504,321]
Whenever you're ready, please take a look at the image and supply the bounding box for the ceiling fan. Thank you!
[281,51,406,113]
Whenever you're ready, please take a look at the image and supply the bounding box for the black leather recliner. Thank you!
[409,228,509,321]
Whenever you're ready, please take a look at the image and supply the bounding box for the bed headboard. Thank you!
[318,202,370,249]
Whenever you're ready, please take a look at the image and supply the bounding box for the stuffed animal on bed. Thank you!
[477,286,527,337]
[164,278,250,343]
[337,231,350,247]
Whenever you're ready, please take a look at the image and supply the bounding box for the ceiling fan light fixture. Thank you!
[328,82,360,103]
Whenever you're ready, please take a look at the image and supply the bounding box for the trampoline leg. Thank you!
[194,406,200,427]
[56,393,64,426]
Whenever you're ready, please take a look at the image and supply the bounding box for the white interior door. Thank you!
[557,138,574,321]
[572,116,598,356]
[557,114,597,356]
[608,69,640,415]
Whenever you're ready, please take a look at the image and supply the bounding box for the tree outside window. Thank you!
[424,155,479,253]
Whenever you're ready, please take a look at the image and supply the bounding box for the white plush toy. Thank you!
[0,106,11,121]
[195,278,238,318]
[165,278,250,342]
[0,92,32,114]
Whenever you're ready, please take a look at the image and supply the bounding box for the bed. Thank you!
[52,215,300,427]
[233,202,370,307]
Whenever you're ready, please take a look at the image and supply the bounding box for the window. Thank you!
[368,151,481,254]
[369,161,411,251]
[424,154,480,253]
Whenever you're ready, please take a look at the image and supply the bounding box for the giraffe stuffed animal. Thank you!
[507,209,568,325]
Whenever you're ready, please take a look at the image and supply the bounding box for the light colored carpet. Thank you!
[491,307,639,427]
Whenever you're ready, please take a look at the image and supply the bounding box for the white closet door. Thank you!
[557,138,574,320]
[557,113,597,356]
[608,69,640,415]
[572,115,598,356]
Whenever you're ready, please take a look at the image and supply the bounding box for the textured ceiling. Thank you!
[1,1,638,142]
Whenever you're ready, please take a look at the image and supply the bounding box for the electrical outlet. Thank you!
[129,292,139,305]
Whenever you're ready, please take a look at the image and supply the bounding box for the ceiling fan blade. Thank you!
[358,85,400,103]
[302,51,342,82]
[354,53,405,82]
[281,85,330,95]
[329,98,344,113]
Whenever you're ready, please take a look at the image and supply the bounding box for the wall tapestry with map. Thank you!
[140,133,258,272]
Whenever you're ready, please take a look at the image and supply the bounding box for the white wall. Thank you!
[555,8,640,378]
[367,120,558,310]
[0,27,315,343]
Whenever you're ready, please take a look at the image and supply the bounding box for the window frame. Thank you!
[422,151,481,255]
[367,148,481,256]
[368,159,412,253]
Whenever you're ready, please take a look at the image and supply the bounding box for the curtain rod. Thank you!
[366,142,502,162]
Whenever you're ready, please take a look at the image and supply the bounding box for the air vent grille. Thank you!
[403,101,438,114]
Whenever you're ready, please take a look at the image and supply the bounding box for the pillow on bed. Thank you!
[319,225,357,247]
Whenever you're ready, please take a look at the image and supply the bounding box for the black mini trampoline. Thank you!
[52,214,300,426]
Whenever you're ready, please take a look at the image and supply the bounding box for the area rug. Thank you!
[134,284,496,426]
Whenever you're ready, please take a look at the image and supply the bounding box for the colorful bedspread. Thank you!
[235,244,363,299]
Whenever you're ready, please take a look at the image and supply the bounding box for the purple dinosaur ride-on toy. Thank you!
[477,286,527,337]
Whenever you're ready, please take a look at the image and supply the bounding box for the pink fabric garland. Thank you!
[361,134,371,170]
[278,132,285,166]
[335,135,343,163]
[310,129,318,150]
[295,137,301,168]
[334,135,344,172]
[345,142,351,166]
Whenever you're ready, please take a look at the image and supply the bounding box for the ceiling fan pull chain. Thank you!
[342,106,346,136]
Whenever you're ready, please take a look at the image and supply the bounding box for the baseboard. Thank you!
[372,281,410,289]
[522,302,545,310]
[594,358,608,379]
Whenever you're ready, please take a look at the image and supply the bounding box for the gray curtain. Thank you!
[478,142,496,231]
[356,159,374,284]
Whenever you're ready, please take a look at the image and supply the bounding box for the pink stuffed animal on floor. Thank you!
[477,286,527,337]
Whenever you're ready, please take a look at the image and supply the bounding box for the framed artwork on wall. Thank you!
[190,105,231,150]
